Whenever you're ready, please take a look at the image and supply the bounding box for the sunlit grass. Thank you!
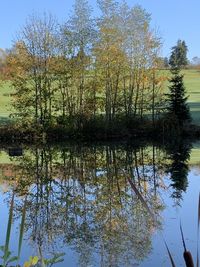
[0,81,13,125]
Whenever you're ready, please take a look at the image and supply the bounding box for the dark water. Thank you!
[0,139,199,267]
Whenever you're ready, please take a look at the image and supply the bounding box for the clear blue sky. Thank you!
[1,0,199,59]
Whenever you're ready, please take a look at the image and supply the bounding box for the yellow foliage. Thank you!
[23,256,39,267]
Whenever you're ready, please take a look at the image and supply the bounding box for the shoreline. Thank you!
[0,121,199,144]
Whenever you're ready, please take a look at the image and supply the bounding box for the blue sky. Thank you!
[1,0,199,59]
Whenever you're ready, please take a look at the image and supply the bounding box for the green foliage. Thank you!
[41,253,65,267]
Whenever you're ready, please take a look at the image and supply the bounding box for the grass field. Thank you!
[0,81,13,125]
[181,69,200,125]
[0,69,200,125]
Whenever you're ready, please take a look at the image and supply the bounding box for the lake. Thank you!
[0,139,199,267]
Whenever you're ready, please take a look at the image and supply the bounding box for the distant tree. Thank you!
[157,57,169,68]
[0,49,6,67]
[169,40,188,69]
[0,48,7,78]
[191,56,200,67]
[165,68,191,127]
[163,57,169,68]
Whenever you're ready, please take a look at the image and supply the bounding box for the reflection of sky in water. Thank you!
[141,168,200,266]
[0,146,199,267]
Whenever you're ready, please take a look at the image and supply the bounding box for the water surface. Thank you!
[0,140,199,266]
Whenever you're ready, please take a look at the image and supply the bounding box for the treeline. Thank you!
[1,0,167,137]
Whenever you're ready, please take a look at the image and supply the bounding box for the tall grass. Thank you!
[1,192,18,267]
[0,193,27,267]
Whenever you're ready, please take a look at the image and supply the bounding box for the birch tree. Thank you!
[10,13,59,128]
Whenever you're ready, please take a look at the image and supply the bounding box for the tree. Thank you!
[163,57,169,68]
[0,49,6,78]
[94,0,127,123]
[165,68,191,127]
[117,4,162,119]
[8,13,59,129]
[169,40,188,69]
[7,0,165,135]
[95,1,162,123]
[66,0,96,118]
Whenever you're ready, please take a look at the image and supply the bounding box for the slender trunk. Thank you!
[152,70,155,128]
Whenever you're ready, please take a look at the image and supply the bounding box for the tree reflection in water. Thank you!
[165,138,192,203]
[1,141,192,266]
